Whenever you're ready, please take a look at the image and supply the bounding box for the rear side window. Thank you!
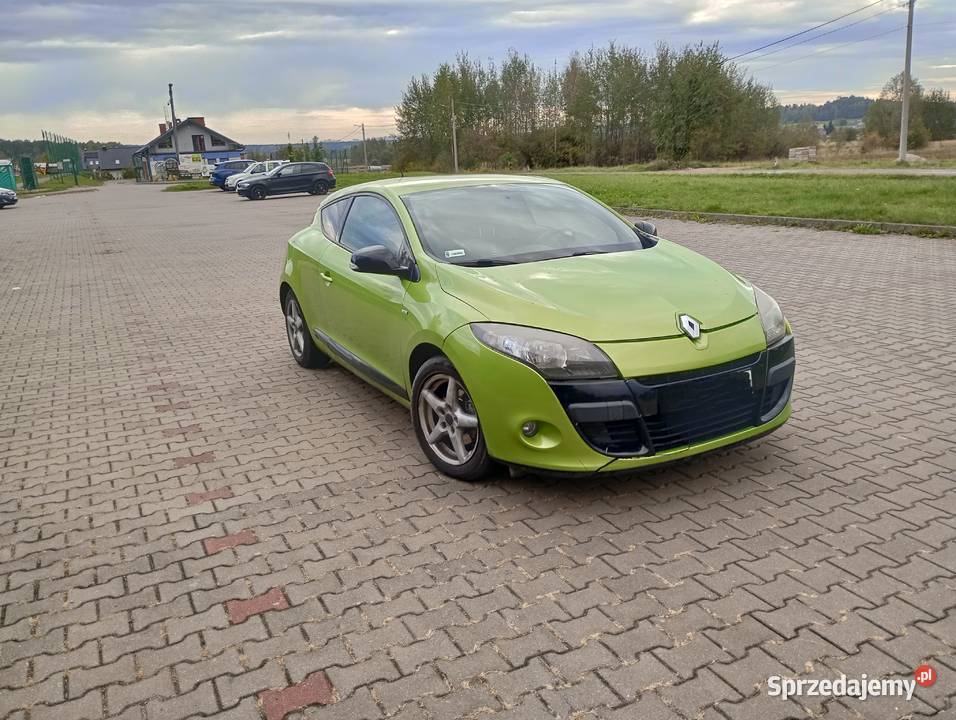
[320,198,352,241]
[304,163,327,173]
[338,195,406,255]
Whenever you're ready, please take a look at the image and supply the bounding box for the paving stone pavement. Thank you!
[1,182,954,720]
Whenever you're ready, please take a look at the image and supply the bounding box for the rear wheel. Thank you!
[250,185,266,200]
[411,357,492,481]
[310,180,329,196]
[284,291,331,369]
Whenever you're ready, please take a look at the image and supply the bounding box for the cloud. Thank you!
[3,0,955,141]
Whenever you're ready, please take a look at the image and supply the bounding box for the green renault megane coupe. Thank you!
[279,175,794,480]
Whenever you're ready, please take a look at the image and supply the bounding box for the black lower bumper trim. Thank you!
[550,336,795,457]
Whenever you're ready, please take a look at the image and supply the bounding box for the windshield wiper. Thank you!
[458,259,515,267]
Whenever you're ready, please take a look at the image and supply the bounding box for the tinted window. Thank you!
[320,198,352,241]
[303,163,327,174]
[402,183,645,266]
[276,165,299,177]
[339,195,405,255]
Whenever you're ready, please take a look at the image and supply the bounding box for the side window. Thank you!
[277,165,299,177]
[338,195,406,256]
[320,198,352,241]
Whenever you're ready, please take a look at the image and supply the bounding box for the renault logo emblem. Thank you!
[678,314,701,340]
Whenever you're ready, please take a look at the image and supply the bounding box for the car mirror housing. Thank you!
[350,245,418,281]
[633,220,657,236]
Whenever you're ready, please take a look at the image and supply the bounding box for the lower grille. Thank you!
[577,419,644,455]
[550,338,794,458]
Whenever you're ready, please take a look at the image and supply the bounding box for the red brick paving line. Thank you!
[203,529,258,555]
[173,451,215,468]
[258,671,334,720]
[162,423,203,437]
[186,486,234,506]
[226,587,289,624]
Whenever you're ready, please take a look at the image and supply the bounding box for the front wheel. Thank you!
[411,357,492,481]
[250,186,266,200]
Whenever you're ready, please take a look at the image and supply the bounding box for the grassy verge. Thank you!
[19,174,103,196]
[545,172,956,226]
[163,180,217,192]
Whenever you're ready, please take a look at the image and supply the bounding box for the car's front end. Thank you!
[441,303,792,475]
[396,178,795,476]
[0,188,18,208]
[235,179,254,197]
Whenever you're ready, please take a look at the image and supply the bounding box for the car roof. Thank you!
[335,174,562,200]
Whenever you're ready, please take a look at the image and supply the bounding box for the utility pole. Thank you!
[898,0,916,162]
[167,83,180,158]
[450,98,459,173]
[361,123,369,170]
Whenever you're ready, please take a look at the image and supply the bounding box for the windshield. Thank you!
[246,163,264,174]
[402,184,646,266]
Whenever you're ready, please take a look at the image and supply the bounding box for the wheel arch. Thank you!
[408,342,446,390]
[279,281,292,311]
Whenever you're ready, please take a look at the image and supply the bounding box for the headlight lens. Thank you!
[471,323,617,380]
[753,285,787,346]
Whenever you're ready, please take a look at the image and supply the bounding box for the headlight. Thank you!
[471,323,617,380]
[753,285,787,345]
[237,181,249,188]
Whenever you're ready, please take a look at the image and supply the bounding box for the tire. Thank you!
[411,357,492,481]
[310,180,329,196]
[220,185,230,191]
[283,291,331,369]
[250,185,266,200]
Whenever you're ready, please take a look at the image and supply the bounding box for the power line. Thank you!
[742,5,899,64]
[752,24,905,71]
[725,0,887,62]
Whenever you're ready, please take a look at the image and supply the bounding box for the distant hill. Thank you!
[244,141,365,157]
[779,95,874,124]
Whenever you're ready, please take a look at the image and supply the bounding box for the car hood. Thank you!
[435,240,758,342]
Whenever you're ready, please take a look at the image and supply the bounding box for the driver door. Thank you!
[319,194,414,396]
[271,164,300,193]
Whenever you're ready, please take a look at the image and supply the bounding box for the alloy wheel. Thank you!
[285,296,306,360]
[417,373,480,465]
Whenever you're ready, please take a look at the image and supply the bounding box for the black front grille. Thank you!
[638,369,757,452]
[550,337,794,458]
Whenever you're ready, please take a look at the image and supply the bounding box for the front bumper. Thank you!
[210,176,224,187]
[236,187,252,197]
[444,323,794,474]
[0,196,17,207]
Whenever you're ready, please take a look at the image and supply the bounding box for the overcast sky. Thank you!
[2,0,953,144]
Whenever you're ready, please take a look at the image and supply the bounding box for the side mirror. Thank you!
[350,245,418,281]
[633,220,658,236]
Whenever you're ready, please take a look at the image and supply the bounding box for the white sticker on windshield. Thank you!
[444,249,466,258]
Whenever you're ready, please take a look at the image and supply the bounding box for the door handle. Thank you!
[320,272,333,283]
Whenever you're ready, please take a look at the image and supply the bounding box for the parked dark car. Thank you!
[209,159,254,190]
[236,162,336,200]
[0,188,17,208]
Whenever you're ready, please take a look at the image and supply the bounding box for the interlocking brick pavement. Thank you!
[1,183,954,719]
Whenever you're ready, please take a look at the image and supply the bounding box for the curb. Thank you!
[19,187,100,199]
[615,207,956,238]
